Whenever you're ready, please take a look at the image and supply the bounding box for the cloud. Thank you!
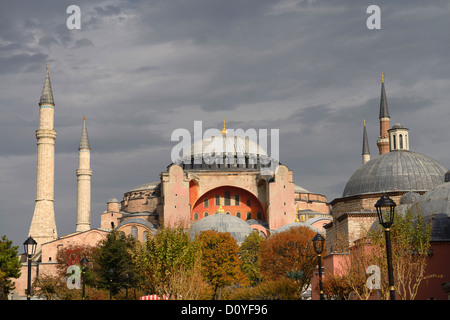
[1,0,450,248]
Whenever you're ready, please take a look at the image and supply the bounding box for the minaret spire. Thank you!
[76,116,92,232]
[377,73,390,155]
[362,119,371,164]
[29,64,58,254]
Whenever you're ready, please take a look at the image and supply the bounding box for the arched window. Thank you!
[226,211,230,215]
[203,198,209,208]
[193,212,199,220]
[204,212,209,217]
[235,195,240,205]
[393,134,397,150]
[236,212,241,218]
[215,195,220,206]
[246,212,252,220]
[247,198,251,207]
[131,226,138,239]
[399,134,403,149]
[224,191,231,205]
[257,211,262,220]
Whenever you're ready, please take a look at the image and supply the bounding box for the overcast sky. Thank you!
[1,0,450,249]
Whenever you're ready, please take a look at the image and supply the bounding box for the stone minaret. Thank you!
[76,116,92,232]
[28,64,58,250]
[362,119,371,164]
[376,73,390,155]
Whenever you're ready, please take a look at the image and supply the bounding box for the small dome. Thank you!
[107,197,119,203]
[414,182,450,241]
[343,150,447,198]
[190,213,253,244]
[272,221,321,234]
[400,192,420,205]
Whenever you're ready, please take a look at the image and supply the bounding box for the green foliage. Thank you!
[0,235,22,300]
[93,231,138,295]
[239,231,264,286]
[131,226,207,299]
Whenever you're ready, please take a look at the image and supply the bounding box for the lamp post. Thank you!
[312,232,325,300]
[23,236,37,301]
[375,194,396,300]
[80,257,89,299]
[108,268,114,300]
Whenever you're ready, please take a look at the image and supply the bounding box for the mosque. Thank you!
[320,74,450,300]
[12,67,450,299]
[12,66,331,298]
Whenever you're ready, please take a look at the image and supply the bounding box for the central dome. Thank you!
[343,150,447,197]
[175,133,276,171]
[183,134,268,158]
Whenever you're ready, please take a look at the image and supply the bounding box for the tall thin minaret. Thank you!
[76,116,92,232]
[362,119,371,164]
[376,73,390,155]
[28,64,58,251]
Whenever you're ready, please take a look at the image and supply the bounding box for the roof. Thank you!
[343,150,447,198]
[190,213,253,244]
[182,134,268,159]
[379,80,389,119]
[79,117,90,150]
[414,182,450,241]
[129,181,161,192]
[39,65,55,106]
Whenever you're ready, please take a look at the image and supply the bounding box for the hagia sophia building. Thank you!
[12,67,450,299]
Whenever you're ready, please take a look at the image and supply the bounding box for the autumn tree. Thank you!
[131,226,209,299]
[259,226,318,294]
[239,231,264,286]
[0,235,21,300]
[195,230,247,298]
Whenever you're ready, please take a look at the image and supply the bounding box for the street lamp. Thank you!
[23,236,37,301]
[312,232,325,300]
[80,257,89,299]
[375,194,396,300]
[108,268,114,300]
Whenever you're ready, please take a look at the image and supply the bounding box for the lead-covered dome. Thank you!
[183,134,268,158]
[343,150,447,197]
[413,178,450,241]
[190,212,253,244]
[175,134,278,171]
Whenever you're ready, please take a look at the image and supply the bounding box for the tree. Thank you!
[93,231,138,296]
[0,235,21,300]
[368,206,441,300]
[131,226,209,299]
[259,226,318,294]
[239,231,264,286]
[195,230,247,298]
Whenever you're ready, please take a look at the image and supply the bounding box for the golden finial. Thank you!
[221,116,227,135]
[364,118,366,126]
[217,205,225,214]
[295,204,300,222]
[381,72,384,83]
[46,63,49,71]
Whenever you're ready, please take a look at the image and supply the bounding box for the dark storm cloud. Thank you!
[1,0,450,248]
